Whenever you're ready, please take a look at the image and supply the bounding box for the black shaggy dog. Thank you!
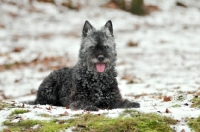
[33,20,140,111]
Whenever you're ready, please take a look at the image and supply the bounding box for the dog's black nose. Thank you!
[98,55,104,62]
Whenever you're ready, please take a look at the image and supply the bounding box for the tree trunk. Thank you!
[130,0,146,15]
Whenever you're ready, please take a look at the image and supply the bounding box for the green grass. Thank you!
[171,104,181,108]
[7,119,75,132]
[0,102,16,110]
[10,109,30,116]
[38,113,52,117]
[176,95,186,101]
[188,116,200,132]
[191,96,200,108]
[3,119,76,132]
[74,112,177,132]
[3,109,178,132]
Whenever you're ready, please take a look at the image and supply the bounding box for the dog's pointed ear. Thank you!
[104,20,113,36]
[82,20,94,37]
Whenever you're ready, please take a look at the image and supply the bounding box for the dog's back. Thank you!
[35,67,73,106]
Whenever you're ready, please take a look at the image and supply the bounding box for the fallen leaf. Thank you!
[66,105,70,109]
[77,124,87,128]
[15,116,23,120]
[21,103,25,108]
[60,111,68,116]
[165,108,171,113]
[146,5,160,13]
[0,24,5,29]
[101,1,120,9]
[163,96,171,102]
[38,33,53,39]
[46,106,51,110]
[14,79,20,83]
[57,120,65,124]
[127,41,138,47]
[8,12,18,18]
[12,47,23,52]
[37,0,55,4]
[3,129,11,132]
[181,129,185,132]
[121,75,135,84]
[176,2,187,8]
[157,111,161,113]
[33,105,38,109]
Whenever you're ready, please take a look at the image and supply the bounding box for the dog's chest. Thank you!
[76,71,116,104]
[83,79,114,103]
[88,88,112,107]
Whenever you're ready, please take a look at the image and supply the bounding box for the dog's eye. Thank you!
[104,46,109,49]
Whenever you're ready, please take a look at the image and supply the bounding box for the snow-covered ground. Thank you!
[0,0,200,131]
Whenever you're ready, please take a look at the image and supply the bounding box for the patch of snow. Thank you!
[0,0,200,131]
[0,109,11,130]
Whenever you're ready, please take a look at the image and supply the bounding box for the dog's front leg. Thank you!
[107,89,140,108]
[69,100,98,111]
[117,99,140,108]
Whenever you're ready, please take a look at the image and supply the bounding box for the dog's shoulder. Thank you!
[43,67,72,83]
[51,67,71,75]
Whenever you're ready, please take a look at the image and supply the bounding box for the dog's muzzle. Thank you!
[96,55,105,73]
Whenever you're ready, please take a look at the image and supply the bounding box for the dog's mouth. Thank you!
[96,63,105,73]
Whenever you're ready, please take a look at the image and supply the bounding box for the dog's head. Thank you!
[79,20,117,73]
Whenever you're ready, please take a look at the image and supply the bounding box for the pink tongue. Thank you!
[96,63,105,73]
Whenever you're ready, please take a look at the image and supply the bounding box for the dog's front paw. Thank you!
[85,106,99,111]
[122,99,140,108]
[128,102,140,108]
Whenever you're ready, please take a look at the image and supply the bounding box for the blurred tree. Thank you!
[37,0,55,4]
[130,0,146,15]
[61,0,81,10]
[110,0,147,15]
[120,0,126,10]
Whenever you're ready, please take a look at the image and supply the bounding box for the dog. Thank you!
[33,20,140,111]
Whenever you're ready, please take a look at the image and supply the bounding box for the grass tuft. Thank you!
[171,104,181,108]
[38,113,52,117]
[3,109,178,132]
[191,96,200,108]
[73,111,178,132]
[188,116,200,131]
[0,102,16,110]
[10,109,29,116]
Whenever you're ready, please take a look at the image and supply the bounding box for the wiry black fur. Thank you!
[33,20,140,111]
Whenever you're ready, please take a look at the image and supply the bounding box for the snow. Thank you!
[0,108,11,130]
[0,0,200,131]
